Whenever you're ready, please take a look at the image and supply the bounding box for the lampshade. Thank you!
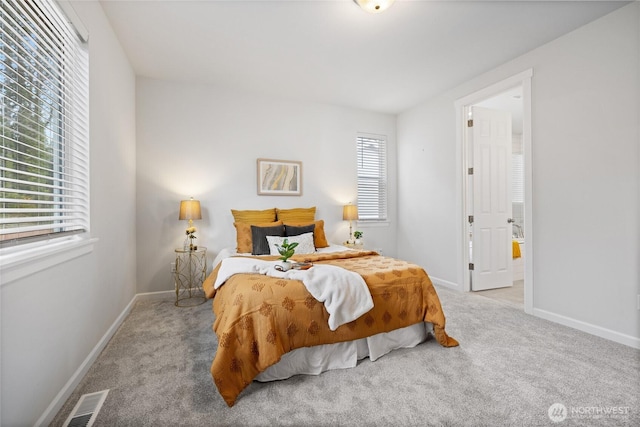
[343,204,359,221]
[353,0,395,14]
[179,198,202,221]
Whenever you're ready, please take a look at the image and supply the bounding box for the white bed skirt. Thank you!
[212,246,434,383]
[255,322,433,382]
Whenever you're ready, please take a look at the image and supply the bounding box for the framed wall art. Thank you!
[257,158,302,196]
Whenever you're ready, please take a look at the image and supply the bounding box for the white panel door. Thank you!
[471,106,513,291]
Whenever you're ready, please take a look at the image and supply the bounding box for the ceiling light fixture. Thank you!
[353,0,395,14]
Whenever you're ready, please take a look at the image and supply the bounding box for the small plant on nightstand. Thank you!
[353,230,363,244]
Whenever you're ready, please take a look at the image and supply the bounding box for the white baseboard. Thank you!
[36,289,184,425]
[430,276,462,291]
[431,277,639,349]
[533,308,640,349]
[35,294,138,426]
[136,289,174,301]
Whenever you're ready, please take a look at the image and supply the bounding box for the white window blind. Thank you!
[0,0,89,246]
[512,153,524,203]
[357,134,387,221]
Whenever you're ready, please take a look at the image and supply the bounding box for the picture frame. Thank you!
[257,158,302,196]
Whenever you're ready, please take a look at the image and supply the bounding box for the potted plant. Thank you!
[353,230,363,244]
[275,238,298,271]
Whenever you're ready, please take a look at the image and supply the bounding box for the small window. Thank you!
[356,134,387,221]
[1,0,89,248]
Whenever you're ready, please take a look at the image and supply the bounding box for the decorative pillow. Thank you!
[285,223,315,237]
[251,224,285,255]
[266,232,316,256]
[283,220,329,248]
[231,208,277,224]
[276,207,316,223]
[234,221,282,253]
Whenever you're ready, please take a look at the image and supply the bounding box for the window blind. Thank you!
[0,0,89,246]
[357,134,387,221]
[512,153,524,203]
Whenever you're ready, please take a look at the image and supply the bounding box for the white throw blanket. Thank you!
[214,258,374,331]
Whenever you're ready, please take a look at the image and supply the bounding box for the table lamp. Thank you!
[343,204,358,243]
[179,197,202,250]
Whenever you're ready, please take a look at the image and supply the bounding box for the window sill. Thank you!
[0,236,97,286]
[356,221,390,228]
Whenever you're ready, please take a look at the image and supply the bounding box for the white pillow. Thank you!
[266,232,316,256]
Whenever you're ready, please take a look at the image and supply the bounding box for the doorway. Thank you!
[467,104,515,292]
[455,69,533,314]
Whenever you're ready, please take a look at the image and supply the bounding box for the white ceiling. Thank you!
[98,0,627,115]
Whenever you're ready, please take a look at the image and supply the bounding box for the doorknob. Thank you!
[507,218,514,223]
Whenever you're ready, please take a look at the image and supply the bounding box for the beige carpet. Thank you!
[49,285,639,426]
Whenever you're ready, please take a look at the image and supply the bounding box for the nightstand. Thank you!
[173,247,207,307]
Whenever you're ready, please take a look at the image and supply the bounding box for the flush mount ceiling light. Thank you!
[353,0,395,14]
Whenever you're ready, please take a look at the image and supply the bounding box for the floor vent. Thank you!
[63,390,109,427]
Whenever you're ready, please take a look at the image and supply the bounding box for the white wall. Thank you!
[136,79,397,293]
[0,1,137,425]
[2,2,636,424]
[397,3,639,345]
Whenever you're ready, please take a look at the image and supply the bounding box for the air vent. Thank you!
[63,390,109,427]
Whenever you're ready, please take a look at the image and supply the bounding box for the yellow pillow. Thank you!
[276,207,316,223]
[231,208,276,224]
[283,219,329,248]
[235,221,282,253]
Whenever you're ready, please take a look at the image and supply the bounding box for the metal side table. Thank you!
[173,247,207,307]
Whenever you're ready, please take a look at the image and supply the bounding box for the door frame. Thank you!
[454,69,534,314]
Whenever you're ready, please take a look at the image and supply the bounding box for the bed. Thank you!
[202,208,458,407]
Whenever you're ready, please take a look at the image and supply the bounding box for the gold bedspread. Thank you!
[202,250,458,407]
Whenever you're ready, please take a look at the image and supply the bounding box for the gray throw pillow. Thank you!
[251,224,285,255]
